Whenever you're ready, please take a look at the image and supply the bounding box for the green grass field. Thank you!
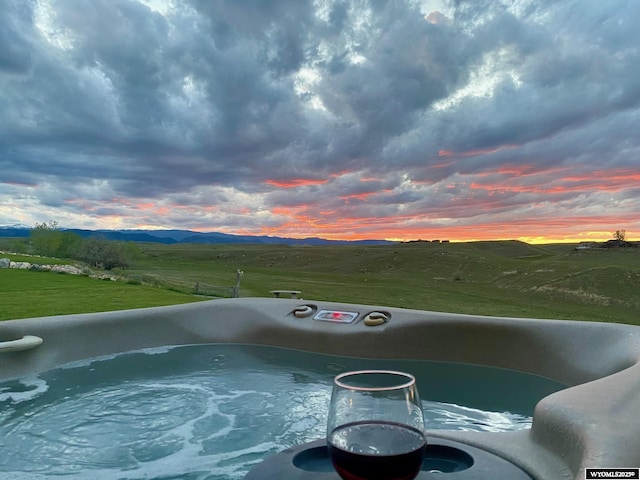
[0,269,208,320]
[1,240,639,324]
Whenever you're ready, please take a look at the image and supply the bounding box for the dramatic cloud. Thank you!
[1,0,639,241]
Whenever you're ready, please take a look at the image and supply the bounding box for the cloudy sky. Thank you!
[2,0,639,242]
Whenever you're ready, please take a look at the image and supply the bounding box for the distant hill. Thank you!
[0,227,31,238]
[0,226,394,246]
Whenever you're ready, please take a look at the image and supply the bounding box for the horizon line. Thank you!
[2,225,635,245]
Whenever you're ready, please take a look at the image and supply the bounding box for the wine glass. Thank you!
[327,370,426,480]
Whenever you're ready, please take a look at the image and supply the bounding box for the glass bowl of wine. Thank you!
[327,370,426,480]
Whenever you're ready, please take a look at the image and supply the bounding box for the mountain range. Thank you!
[0,225,394,246]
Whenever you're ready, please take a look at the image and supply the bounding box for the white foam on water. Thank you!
[57,352,122,370]
[0,376,48,403]
[139,345,179,355]
[57,345,181,371]
[424,400,531,432]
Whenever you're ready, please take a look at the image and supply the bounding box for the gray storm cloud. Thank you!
[1,0,639,240]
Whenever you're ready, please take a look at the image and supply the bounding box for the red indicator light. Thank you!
[314,310,358,323]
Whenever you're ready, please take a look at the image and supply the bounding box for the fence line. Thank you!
[193,282,236,298]
[127,269,243,299]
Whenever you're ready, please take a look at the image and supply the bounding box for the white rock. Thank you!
[10,261,32,269]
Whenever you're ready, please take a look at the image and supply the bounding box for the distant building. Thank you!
[576,240,638,250]
[604,239,633,248]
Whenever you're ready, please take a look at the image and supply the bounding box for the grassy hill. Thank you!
[123,240,639,324]
[1,240,638,324]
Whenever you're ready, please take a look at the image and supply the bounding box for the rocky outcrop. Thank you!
[0,257,115,280]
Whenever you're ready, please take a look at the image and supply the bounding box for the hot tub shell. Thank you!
[1,298,639,479]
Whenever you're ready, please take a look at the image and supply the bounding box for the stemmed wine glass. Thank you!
[327,370,426,480]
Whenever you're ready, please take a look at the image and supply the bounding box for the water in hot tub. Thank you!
[0,344,565,479]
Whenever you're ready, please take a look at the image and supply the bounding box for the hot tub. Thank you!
[1,298,639,479]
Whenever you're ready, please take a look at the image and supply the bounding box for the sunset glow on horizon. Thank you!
[1,1,639,244]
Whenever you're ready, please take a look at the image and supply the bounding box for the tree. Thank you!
[78,236,136,270]
[30,221,83,258]
[613,229,626,242]
[29,221,138,269]
[8,238,28,253]
[30,221,64,257]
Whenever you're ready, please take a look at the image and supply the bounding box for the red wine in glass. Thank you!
[328,420,426,480]
[326,371,427,480]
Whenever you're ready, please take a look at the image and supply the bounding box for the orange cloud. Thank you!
[469,167,639,194]
[339,189,392,201]
[474,163,555,177]
[562,169,640,185]
[264,170,357,188]
[438,144,518,158]
[264,178,329,188]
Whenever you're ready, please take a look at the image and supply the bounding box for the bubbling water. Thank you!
[0,344,561,479]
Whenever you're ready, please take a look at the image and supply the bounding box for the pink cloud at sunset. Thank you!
[264,178,329,188]
[1,1,639,244]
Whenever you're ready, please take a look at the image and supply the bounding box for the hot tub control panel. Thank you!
[313,309,359,324]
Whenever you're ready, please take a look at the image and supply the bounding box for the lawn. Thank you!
[0,269,206,321]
